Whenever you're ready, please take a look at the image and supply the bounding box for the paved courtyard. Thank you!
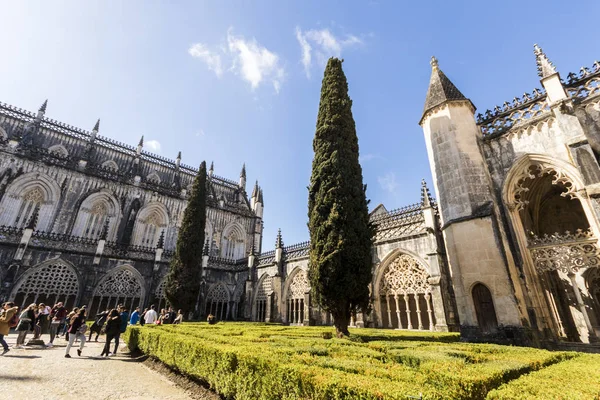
[1,333,199,400]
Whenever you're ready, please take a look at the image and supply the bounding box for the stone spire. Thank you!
[136,136,144,155]
[93,119,100,133]
[240,163,246,178]
[176,151,181,168]
[258,188,264,204]
[39,99,48,113]
[421,56,473,123]
[421,179,433,208]
[534,44,557,78]
[251,180,259,198]
[239,163,246,189]
[209,161,214,178]
[275,228,284,249]
[37,99,48,120]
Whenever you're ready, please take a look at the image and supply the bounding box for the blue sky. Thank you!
[1,1,599,248]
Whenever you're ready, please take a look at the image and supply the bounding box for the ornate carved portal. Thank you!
[378,254,435,331]
[508,160,598,342]
[89,268,144,318]
[12,261,79,310]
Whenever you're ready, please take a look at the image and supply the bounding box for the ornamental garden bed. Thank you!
[123,323,600,400]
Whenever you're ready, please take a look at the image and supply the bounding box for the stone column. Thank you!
[303,293,310,326]
[394,295,402,329]
[568,272,597,342]
[415,294,424,330]
[426,293,434,331]
[385,295,392,328]
[428,276,448,331]
[265,293,273,323]
[404,294,412,329]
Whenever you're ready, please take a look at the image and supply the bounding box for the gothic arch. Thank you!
[154,276,168,311]
[502,153,600,342]
[205,282,231,320]
[10,258,81,310]
[89,265,145,317]
[0,172,61,230]
[101,160,119,171]
[48,144,69,158]
[253,273,273,322]
[131,201,170,247]
[70,189,122,240]
[373,250,435,330]
[283,267,310,325]
[221,221,246,260]
[471,282,498,334]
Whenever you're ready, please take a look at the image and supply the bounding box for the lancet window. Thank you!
[11,261,80,310]
[90,268,144,318]
[286,270,309,325]
[140,212,161,247]
[155,278,168,311]
[205,283,230,321]
[221,224,245,260]
[378,254,435,331]
[14,188,44,228]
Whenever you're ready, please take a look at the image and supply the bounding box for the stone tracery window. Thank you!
[221,223,245,260]
[12,261,79,310]
[90,268,144,317]
[140,211,161,247]
[82,202,108,239]
[206,283,230,321]
[14,187,44,228]
[286,270,309,325]
[154,278,168,311]
[378,254,435,331]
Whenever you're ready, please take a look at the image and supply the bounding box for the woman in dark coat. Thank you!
[14,303,36,348]
[100,309,121,357]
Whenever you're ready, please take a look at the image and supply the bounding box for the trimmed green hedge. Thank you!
[487,354,600,399]
[123,323,596,400]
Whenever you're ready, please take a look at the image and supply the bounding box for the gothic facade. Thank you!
[245,182,459,333]
[0,101,263,320]
[419,46,600,345]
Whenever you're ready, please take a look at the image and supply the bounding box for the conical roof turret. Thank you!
[420,179,434,208]
[420,56,473,124]
[534,44,557,78]
[275,228,284,249]
[39,99,48,113]
[93,119,100,132]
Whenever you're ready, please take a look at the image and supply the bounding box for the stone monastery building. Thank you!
[1,45,599,347]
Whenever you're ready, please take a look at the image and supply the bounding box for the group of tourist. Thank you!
[0,300,183,357]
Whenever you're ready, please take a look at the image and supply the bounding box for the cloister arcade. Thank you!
[88,266,145,316]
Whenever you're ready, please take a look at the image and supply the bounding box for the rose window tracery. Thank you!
[379,254,431,296]
[288,271,309,299]
[207,284,229,302]
[95,268,143,297]
[15,262,79,297]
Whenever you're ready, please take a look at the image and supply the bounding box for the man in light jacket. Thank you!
[143,305,158,325]
[0,302,19,355]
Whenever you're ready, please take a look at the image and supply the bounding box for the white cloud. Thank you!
[227,30,285,93]
[360,153,381,163]
[195,129,205,138]
[145,140,162,153]
[188,43,223,77]
[378,172,398,193]
[295,27,364,77]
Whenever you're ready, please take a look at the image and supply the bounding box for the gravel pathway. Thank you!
[1,332,198,400]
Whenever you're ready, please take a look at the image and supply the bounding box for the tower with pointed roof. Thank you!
[419,56,522,337]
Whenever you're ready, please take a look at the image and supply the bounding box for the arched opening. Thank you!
[472,283,498,334]
[205,284,230,321]
[254,275,272,322]
[221,222,246,260]
[71,191,120,240]
[11,260,80,310]
[89,267,144,318]
[511,163,597,342]
[131,202,169,248]
[154,278,169,311]
[285,270,309,325]
[377,253,435,330]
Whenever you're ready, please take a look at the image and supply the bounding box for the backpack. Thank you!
[8,313,19,328]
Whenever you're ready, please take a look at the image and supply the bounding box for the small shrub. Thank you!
[322,332,333,340]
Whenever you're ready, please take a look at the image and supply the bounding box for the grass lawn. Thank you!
[124,323,600,400]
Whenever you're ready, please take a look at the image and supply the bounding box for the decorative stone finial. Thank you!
[203,239,210,256]
[258,188,264,204]
[39,99,48,113]
[430,56,439,70]
[138,135,144,147]
[93,119,100,132]
[421,179,433,208]
[252,180,259,198]
[275,228,283,249]
[156,230,165,249]
[241,163,246,178]
[534,44,557,78]
[177,151,181,160]
[210,161,214,172]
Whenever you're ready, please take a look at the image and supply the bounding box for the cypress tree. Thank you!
[165,160,207,315]
[308,58,374,337]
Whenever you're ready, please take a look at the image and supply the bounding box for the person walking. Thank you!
[0,302,19,355]
[63,307,79,341]
[48,302,67,347]
[15,303,36,348]
[100,309,121,357]
[113,306,129,354]
[89,310,108,342]
[129,307,140,325]
[139,308,148,327]
[65,309,87,358]
[37,303,51,337]
[143,305,158,325]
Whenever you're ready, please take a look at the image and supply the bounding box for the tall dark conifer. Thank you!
[165,161,207,315]
[308,58,374,337]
